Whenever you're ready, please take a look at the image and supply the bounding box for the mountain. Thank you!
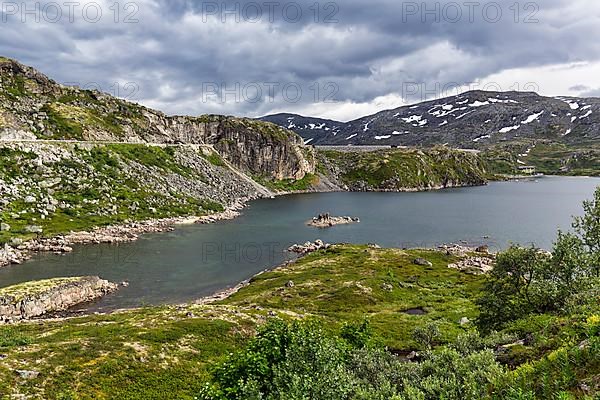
[257,113,344,144]
[260,91,600,148]
[0,57,315,181]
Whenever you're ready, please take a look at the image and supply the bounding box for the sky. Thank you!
[1,0,600,122]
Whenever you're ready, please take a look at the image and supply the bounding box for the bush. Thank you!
[199,319,358,400]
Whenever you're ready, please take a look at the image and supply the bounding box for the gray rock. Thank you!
[0,223,10,232]
[414,258,433,267]
[381,283,394,292]
[285,280,295,288]
[24,225,43,233]
[15,370,39,379]
[459,317,470,326]
[24,196,36,203]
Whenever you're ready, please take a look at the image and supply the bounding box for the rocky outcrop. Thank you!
[287,239,331,254]
[0,276,118,321]
[307,213,360,228]
[448,256,495,275]
[317,147,488,192]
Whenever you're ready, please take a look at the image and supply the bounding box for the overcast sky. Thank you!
[1,0,599,121]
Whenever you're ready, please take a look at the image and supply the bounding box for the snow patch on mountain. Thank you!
[469,100,489,107]
[499,125,520,133]
[473,134,491,142]
[521,111,544,124]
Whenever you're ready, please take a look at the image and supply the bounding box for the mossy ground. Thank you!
[223,245,484,349]
[0,245,598,397]
[0,246,484,398]
[0,305,259,399]
[0,277,81,301]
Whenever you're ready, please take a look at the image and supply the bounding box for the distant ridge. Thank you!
[260,90,600,148]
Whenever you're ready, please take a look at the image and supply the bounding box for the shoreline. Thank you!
[0,180,489,270]
[0,199,250,269]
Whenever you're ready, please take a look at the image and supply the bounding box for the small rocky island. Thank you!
[0,276,118,322]
[308,213,360,228]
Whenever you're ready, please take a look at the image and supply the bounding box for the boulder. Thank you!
[15,370,39,379]
[24,225,43,233]
[475,245,489,254]
[0,223,10,232]
[381,283,394,292]
[413,258,433,267]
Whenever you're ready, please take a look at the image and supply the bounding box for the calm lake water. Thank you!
[0,176,598,310]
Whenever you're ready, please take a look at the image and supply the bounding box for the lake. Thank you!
[0,176,598,310]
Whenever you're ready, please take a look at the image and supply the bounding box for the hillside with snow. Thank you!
[260,91,600,148]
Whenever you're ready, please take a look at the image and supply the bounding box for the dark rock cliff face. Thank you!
[0,57,315,181]
[208,119,316,180]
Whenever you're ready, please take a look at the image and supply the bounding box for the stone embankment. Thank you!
[307,213,360,228]
[0,276,118,322]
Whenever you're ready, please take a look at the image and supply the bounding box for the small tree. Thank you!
[476,246,549,332]
[412,321,441,350]
[573,187,600,276]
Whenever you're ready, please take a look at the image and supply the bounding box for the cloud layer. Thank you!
[1,0,599,121]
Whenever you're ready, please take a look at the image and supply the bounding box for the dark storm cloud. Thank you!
[0,0,598,119]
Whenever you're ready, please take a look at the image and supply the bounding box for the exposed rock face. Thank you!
[210,119,316,180]
[0,276,118,321]
[0,58,315,182]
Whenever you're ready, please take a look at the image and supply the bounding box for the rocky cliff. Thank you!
[0,276,117,321]
[0,57,315,181]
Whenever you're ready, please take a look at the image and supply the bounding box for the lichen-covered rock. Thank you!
[0,276,118,321]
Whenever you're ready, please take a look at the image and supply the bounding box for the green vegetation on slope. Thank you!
[254,173,319,192]
[320,147,489,190]
[223,245,484,348]
[483,141,600,177]
[0,144,226,244]
[0,305,256,399]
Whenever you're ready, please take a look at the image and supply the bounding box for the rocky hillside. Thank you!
[0,142,265,245]
[0,57,315,181]
[261,91,600,148]
[317,147,488,191]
